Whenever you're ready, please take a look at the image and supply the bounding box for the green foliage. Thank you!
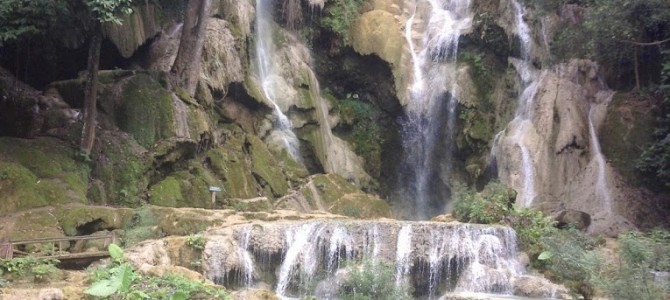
[86,243,231,299]
[551,0,670,82]
[540,229,600,299]
[452,181,556,257]
[0,0,68,44]
[336,95,384,177]
[186,234,206,251]
[321,0,364,45]
[596,230,670,300]
[339,259,412,300]
[85,0,133,25]
[452,181,516,224]
[636,51,670,188]
[0,256,60,283]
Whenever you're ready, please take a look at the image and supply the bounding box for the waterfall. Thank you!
[205,221,524,299]
[492,0,543,207]
[400,0,473,220]
[588,91,615,215]
[237,225,254,288]
[255,0,302,161]
[395,224,413,287]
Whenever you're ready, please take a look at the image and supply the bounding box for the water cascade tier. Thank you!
[202,220,524,299]
[254,0,302,161]
[398,0,474,219]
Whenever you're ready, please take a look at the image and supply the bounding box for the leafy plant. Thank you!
[339,259,412,300]
[452,181,516,224]
[86,243,231,299]
[186,234,206,251]
[0,256,60,283]
[321,0,364,45]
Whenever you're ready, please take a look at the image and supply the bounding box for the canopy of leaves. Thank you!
[0,0,68,44]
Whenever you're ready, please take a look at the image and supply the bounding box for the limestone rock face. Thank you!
[199,19,245,107]
[275,174,391,218]
[493,59,641,236]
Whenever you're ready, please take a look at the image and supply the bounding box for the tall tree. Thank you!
[80,0,133,157]
[170,0,211,96]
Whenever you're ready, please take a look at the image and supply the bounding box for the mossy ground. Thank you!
[600,93,657,186]
[0,137,90,215]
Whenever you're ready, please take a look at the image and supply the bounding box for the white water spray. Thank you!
[255,0,302,161]
[395,224,413,287]
[588,91,615,215]
[401,0,473,219]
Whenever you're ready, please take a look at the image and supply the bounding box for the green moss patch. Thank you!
[0,137,90,214]
[117,74,175,148]
[149,176,183,207]
[248,135,289,197]
[55,205,134,236]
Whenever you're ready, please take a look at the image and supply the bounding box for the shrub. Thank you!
[186,234,206,251]
[0,256,60,283]
[596,230,670,300]
[321,0,364,45]
[86,244,231,300]
[339,259,412,300]
[452,181,516,224]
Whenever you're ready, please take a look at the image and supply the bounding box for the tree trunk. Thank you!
[634,46,640,90]
[81,27,102,156]
[171,0,211,96]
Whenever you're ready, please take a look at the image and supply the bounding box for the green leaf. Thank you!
[538,251,554,260]
[84,279,119,297]
[108,244,124,262]
[170,291,188,300]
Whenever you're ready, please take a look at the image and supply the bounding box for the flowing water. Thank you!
[493,0,542,207]
[255,0,302,161]
[205,221,523,299]
[588,91,615,215]
[400,0,473,220]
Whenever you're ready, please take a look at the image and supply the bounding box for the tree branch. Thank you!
[619,37,670,46]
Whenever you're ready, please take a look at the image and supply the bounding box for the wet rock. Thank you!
[38,288,64,300]
[513,275,570,299]
[555,209,591,231]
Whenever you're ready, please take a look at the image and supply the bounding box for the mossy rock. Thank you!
[149,176,183,207]
[233,197,272,212]
[207,125,258,199]
[48,79,85,108]
[289,174,390,218]
[0,137,90,214]
[116,73,176,148]
[600,93,656,186]
[4,208,65,241]
[248,135,289,197]
[55,205,134,236]
[92,130,150,206]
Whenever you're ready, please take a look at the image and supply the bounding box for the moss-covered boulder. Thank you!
[55,204,134,236]
[91,130,150,206]
[1,208,65,241]
[248,135,289,197]
[275,174,392,218]
[207,125,258,199]
[0,137,89,215]
[116,74,176,148]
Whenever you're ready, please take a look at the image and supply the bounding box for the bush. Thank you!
[339,259,412,300]
[540,229,601,300]
[452,181,516,224]
[596,230,670,300]
[0,256,60,283]
[86,244,231,300]
[321,0,364,45]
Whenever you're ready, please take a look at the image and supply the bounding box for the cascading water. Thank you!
[588,91,615,215]
[400,0,473,220]
[493,0,543,207]
[255,0,302,161]
[204,221,528,299]
[237,225,254,288]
